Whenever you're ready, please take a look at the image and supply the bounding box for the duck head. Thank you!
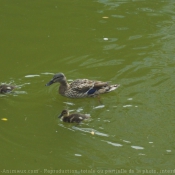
[58,109,69,118]
[45,73,66,86]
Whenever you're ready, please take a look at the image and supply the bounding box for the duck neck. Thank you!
[60,80,69,88]
[59,79,69,95]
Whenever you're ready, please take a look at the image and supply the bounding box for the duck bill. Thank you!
[45,80,54,86]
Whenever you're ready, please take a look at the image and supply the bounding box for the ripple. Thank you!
[102,140,123,147]
[97,37,118,42]
[137,7,154,12]
[131,145,144,150]
[129,35,142,40]
[122,139,131,143]
[13,91,27,95]
[138,153,146,156]
[41,72,54,75]
[115,45,126,50]
[97,0,126,8]
[99,19,107,24]
[58,123,75,132]
[72,127,109,137]
[111,14,125,18]
[103,38,108,41]
[116,27,129,31]
[74,154,82,157]
[104,44,117,50]
[63,102,75,106]
[93,105,105,109]
[123,105,132,108]
[76,107,83,112]
[24,74,40,78]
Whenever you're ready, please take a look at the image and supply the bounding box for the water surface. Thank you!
[1,0,175,174]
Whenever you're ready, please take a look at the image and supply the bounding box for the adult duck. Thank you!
[45,72,120,98]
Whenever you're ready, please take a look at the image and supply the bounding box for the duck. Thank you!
[0,84,15,94]
[45,72,120,98]
[58,109,90,123]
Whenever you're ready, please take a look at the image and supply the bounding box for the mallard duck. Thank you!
[45,72,120,98]
[58,109,90,123]
[0,84,15,94]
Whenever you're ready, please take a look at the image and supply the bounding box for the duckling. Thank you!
[0,84,15,94]
[46,72,120,98]
[58,109,90,123]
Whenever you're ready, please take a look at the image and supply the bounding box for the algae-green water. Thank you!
[1,1,175,174]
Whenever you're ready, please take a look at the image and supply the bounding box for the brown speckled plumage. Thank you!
[45,72,120,98]
[58,109,90,123]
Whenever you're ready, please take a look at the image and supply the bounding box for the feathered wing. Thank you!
[69,79,117,96]
[70,79,96,93]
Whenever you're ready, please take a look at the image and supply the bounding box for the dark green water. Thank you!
[1,1,175,174]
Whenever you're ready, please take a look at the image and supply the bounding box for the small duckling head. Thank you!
[58,109,69,118]
[45,73,66,86]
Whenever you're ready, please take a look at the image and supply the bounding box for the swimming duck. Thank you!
[0,84,15,94]
[58,109,90,123]
[45,73,120,98]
